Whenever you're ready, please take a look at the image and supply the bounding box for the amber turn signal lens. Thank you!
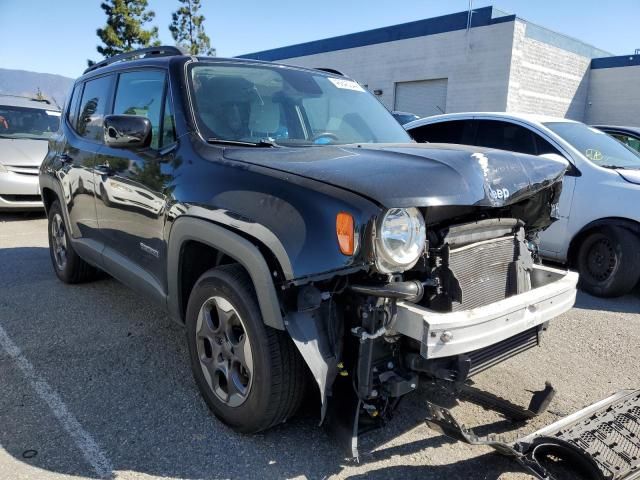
[336,212,355,256]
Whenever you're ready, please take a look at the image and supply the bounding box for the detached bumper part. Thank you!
[394,265,578,359]
[426,389,640,480]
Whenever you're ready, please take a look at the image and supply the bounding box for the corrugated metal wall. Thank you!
[394,79,448,116]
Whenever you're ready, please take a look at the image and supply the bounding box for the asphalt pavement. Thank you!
[1,211,639,480]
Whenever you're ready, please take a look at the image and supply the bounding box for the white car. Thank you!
[405,112,640,297]
[0,95,61,210]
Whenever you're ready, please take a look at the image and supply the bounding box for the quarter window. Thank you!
[77,75,114,141]
[534,135,563,156]
[113,70,166,149]
[161,94,177,147]
[67,84,83,130]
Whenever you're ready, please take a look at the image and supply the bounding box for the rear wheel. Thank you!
[47,200,99,283]
[186,264,305,433]
[576,226,640,297]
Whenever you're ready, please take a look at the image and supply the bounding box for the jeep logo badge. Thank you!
[489,187,510,201]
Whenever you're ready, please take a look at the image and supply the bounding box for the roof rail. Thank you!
[315,67,346,77]
[84,45,186,74]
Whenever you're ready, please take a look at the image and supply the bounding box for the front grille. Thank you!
[467,327,539,377]
[553,391,640,480]
[448,236,518,311]
[6,165,40,176]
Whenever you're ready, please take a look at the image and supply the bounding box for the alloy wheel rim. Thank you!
[196,296,254,407]
[586,237,616,282]
[51,213,68,271]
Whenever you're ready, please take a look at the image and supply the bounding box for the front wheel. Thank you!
[576,226,640,297]
[185,264,305,433]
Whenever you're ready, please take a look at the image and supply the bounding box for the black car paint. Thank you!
[40,55,568,322]
[37,53,576,462]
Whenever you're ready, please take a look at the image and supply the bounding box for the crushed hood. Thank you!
[222,143,568,208]
[0,138,49,167]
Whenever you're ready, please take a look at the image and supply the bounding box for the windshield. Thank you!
[189,63,411,146]
[545,121,640,169]
[0,105,60,140]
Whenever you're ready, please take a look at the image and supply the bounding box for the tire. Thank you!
[185,264,305,433]
[47,200,99,284]
[576,226,640,297]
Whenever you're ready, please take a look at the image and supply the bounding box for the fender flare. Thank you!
[167,216,285,330]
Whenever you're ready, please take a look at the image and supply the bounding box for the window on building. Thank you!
[475,120,537,155]
[77,75,114,141]
[113,70,166,149]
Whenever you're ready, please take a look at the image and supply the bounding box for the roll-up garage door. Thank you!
[394,79,448,117]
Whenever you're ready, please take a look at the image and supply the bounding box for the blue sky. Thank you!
[1,0,638,79]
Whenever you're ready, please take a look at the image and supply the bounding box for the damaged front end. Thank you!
[284,148,580,459]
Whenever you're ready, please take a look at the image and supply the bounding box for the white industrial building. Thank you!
[240,6,640,126]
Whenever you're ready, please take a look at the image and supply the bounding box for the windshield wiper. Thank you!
[206,138,277,148]
[600,164,626,170]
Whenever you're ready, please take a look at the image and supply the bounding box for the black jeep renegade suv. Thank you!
[40,46,575,456]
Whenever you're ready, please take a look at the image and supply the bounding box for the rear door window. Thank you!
[475,120,537,155]
[77,75,114,141]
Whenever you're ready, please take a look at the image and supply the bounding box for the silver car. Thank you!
[0,95,60,210]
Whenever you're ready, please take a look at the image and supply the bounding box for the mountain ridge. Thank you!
[0,68,74,108]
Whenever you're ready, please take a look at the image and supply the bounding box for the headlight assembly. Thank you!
[375,207,426,273]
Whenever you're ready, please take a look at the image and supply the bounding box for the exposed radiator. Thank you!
[448,236,519,311]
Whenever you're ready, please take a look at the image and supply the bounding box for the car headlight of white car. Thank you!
[375,207,426,273]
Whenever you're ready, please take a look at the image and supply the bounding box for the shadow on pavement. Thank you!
[0,245,559,479]
[0,211,46,223]
[574,287,640,314]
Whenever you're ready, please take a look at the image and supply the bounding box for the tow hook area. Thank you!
[425,389,640,480]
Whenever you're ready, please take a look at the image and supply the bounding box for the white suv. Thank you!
[406,113,640,297]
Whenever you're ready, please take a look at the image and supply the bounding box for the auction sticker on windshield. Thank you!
[328,77,365,92]
[46,110,61,116]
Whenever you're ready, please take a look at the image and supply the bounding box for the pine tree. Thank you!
[169,0,215,56]
[89,0,160,66]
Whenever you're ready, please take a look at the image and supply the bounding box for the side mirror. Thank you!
[539,152,580,176]
[104,115,151,149]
